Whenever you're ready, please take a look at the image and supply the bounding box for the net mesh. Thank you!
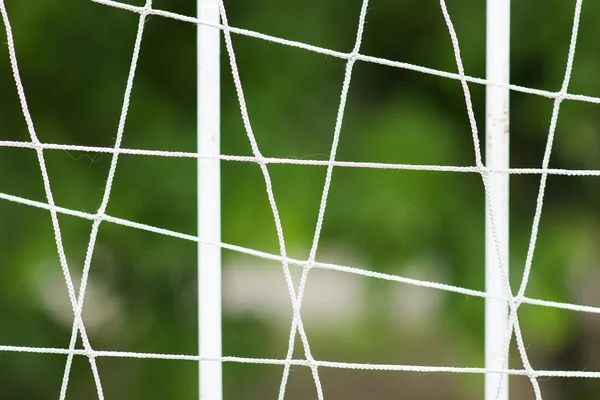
[0,0,597,399]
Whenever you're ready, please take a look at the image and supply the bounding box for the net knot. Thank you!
[510,295,524,309]
[94,212,105,222]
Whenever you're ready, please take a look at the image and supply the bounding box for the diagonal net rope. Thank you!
[439,1,585,399]
[217,0,326,397]
[277,1,370,398]
[59,1,154,399]
[492,1,584,399]
[437,0,542,397]
[1,0,599,398]
[0,0,105,398]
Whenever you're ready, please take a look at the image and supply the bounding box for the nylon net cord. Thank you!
[0,0,595,399]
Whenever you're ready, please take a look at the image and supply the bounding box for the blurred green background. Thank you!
[2,0,600,399]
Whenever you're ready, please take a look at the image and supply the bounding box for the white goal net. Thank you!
[1,0,599,399]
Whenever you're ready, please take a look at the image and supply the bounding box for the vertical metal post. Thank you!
[485,0,510,399]
[198,0,222,399]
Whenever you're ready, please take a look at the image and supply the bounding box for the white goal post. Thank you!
[197,0,516,397]
[485,0,510,399]
[0,0,596,399]
[197,0,222,399]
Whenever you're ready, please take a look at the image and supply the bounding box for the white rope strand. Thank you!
[0,2,105,398]
[59,1,152,398]
[217,0,324,396]
[4,141,600,176]
[278,1,370,398]
[2,344,600,379]
[493,2,585,398]
[90,0,600,106]
[517,0,583,308]
[438,1,542,397]
[2,190,600,316]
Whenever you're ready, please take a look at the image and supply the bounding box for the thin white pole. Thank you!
[198,0,222,399]
[485,1,510,400]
